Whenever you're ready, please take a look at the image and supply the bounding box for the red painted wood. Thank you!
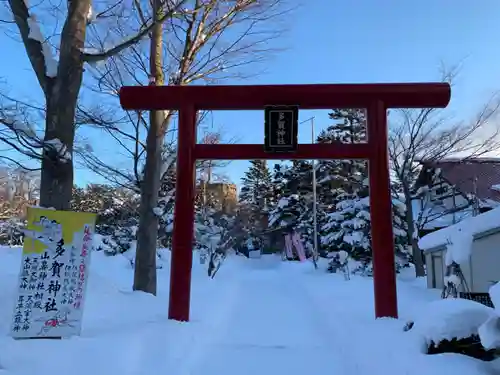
[119,83,451,110]
[168,105,196,322]
[367,100,398,318]
[194,143,372,160]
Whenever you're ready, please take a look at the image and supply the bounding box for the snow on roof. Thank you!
[419,206,500,251]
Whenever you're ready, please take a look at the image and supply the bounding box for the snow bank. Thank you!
[478,282,500,349]
[1,245,498,375]
[419,206,500,251]
[410,298,496,346]
[0,245,241,375]
[490,282,500,307]
[478,315,500,350]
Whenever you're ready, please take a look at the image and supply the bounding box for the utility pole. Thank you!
[300,117,318,269]
[472,176,479,216]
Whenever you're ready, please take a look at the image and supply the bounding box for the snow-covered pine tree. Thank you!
[318,108,411,273]
[156,165,176,248]
[268,194,303,231]
[239,160,272,237]
[392,197,412,270]
[270,163,287,204]
[316,108,368,205]
[321,195,411,275]
[71,184,140,256]
[321,195,370,262]
[317,108,370,263]
[267,161,309,229]
[154,150,177,248]
[285,160,316,255]
[267,160,318,258]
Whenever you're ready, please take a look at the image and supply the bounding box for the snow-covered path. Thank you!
[1,249,498,375]
[186,262,340,375]
[173,257,489,375]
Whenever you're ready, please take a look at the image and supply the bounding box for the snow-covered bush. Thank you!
[326,250,350,279]
[0,218,25,246]
[321,196,410,275]
[407,298,498,360]
[71,184,141,256]
[193,210,236,277]
[96,220,138,256]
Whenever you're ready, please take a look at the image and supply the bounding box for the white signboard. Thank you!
[10,207,96,339]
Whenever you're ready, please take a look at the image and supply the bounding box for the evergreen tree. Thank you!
[317,108,370,261]
[321,195,411,274]
[392,197,412,269]
[267,160,322,258]
[268,161,312,229]
[70,184,141,256]
[239,160,272,236]
[271,163,287,203]
[147,150,177,248]
[316,108,368,205]
[318,109,411,272]
[268,193,303,230]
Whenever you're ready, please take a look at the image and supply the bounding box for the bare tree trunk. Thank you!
[133,0,164,295]
[403,184,425,277]
[39,108,75,210]
[7,0,188,211]
[8,0,91,210]
[38,4,89,210]
[39,79,81,209]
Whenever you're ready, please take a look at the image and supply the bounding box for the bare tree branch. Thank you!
[77,0,290,191]
[388,64,500,276]
[83,0,188,63]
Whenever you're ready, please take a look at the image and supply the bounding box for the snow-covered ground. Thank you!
[0,246,499,375]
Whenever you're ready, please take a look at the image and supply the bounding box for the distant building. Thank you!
[412,158,500,237]
[198,182,237,215]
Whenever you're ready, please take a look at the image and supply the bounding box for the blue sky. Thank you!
[2,0,500,190]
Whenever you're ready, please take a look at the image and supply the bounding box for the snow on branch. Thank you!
[26,15,58,78]
[43,138,71,163]
[8,0,58,94]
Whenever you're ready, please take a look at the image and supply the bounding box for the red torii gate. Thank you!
[119,83,451,322]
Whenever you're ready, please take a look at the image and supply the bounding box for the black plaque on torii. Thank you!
[264,105,299,153]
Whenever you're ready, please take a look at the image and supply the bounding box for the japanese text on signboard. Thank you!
[11,208,96,339]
